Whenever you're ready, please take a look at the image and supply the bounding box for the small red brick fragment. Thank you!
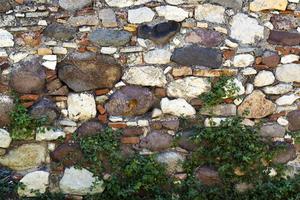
[108,122,127,129]
[97,104,106,114]
[95,89,110,96]
[20,94,40,101]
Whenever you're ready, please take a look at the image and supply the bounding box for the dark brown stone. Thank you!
[177,130,197,151]
[123,127,144,137]
[105,86,154,117]
[75,119,103,138]
[51,143,83,167]
[195,166,221,186]
[261,51,280,68]
[268,30,300,46]
[140,131,173,151]
[272,142,297,164]
[58,51,122,92]
[161,118,179,130]
[185,28,224,47]
[287,110,300,131]
[9,56,46,94]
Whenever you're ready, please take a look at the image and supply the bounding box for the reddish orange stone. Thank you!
[97,104,106,114]
[20,94,40,101]
[95,89,110,96]
[121,137,140,144]
[108,122,127,129]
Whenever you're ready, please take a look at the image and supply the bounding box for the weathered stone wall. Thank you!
[0,0,299,198]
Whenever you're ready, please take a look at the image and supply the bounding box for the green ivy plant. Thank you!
[9,97,47,140]
[199,76,240,108]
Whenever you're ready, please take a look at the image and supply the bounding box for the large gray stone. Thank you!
[89,29,131,47]
[105,86,154,117]
[140,131,173,151]
[171,45,222,68]
[209,0,243,10]
[43,23,76,41]
[9,55,46,94]
[58,52,122,92]
[260,123,286,138]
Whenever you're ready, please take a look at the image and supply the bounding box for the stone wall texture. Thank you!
[0,0,299,198]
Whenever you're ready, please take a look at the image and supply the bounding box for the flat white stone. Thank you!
[101,47,117,54]
[53,47,67,55]
[18,171,49,197]
[161,98,196,117]
[195,4,225,23]
[152,108,163,118]
[281,54,299,64]
[233,54,255,67]
[275,94,300,106]
[43,55,57,61]
[167,77,211,100]
[225,39,238,48]
[9,52,28,63]
[242,67,257,75]
[128,7,155,24]
[246,83,254,94]
[0,29,14,47]
[254,70,275,87]
[165,0,184,5]
[68,93,96,122]
[230,13,264,44]
[144,49,171,64]
[276,64,300,83]
[122,66,167,87]
[36,128,65,141]
[42,60,57,70]
[0,129,12,148]
[155,6,188,22]
[277,117,289,126]
[60,167,104,195]
[263,83,293,95]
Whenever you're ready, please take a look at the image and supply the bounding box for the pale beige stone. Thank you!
[250,0,288,11]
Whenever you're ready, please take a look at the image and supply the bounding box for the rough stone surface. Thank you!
[0,129,12,148]
[156,151,185,174]
[195,4,225,23]
[0,0,12,13]
[230,13,264,44]
[75,119,103,138]
[140,131,173,151]
[0,29,14,47]
[10,55,46,94]
[68,15,99,27]
[209,0,243,10]
[18,171,49,197]
[89,29,131,47]
[272,143,296,164]
[51,143,83,167]
[144,49,171,64]
[287,110,300,131]
[138,21,180,44]
[270,15,299,31]
[254,70,275,87]
[155,6,188,22]
[59,0,91,11]
[233,54,255,67]
[238,90,276,119]
[68,93,96,122]
[0,95,14,127]
[161,98,196,117]
[0,143,47,171]
[167,77,211,99]
[99,8,117,27]
[58,52,122,92]
[268,31,300,46]
[29,98,60,125]
[122,66,167,87]
[275,94,300,106]
[200,104,237,116]
[171,45,222,68]
[36,128,65,141]
[43,23,76,41]
[185,28,224,47]
[105,86,154,116]
[195,166,221,186]
[128,7,155,24]
[263,84,293,95]
[250,0,288,12]
[275,64,300,83]
[260,123,286,138]
[60,167,104,195]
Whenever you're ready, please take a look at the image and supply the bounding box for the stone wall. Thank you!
[0,0,299,198]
